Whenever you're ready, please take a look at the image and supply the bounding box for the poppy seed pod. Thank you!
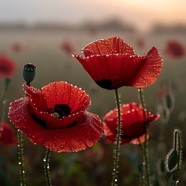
[23,63,36,85]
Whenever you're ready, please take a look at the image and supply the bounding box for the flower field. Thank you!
[0,28,186,186]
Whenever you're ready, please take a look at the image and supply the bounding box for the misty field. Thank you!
[0,28,186,186]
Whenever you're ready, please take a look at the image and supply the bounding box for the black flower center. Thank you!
[120,134,132,139]
[53,104,71,118]
[32,104,72,129]
[96,78,112,89]
[33,114,47,128]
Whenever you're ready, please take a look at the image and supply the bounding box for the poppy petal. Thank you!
[103,102,160,145]
[83,36,134,57]
[164,40,185,58]
[0,55,16,78]
[41,82,90,113]
[126,47,163,88]
[129,134,149,145]
[23,82,91,129]
[74,37,163,89]
[23,84,48,112]
[74,53,146,89]
[8,98,104,152]
[0,122,17,146]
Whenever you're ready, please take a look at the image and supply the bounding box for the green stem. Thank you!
[138,88,150,186]
[173,130,181,186]
[111,89,121,186]
[16,79,29,185]
[44,148,52,186]
[0,80,9,126]
[17,129,26,186]
[138,138,145,186]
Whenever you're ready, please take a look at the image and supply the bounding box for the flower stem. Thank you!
[17,129,26,186]
[111,88,121,186]
[0,79,10,126]
[138,88,150,186]
[173,130,182,186]
[44,148,52,186]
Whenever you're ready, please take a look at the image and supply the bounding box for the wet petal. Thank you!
[103,102,160,145]
[126,47,163,88]
[83,36,134,56]
[23,82,91,129]
[23,84,47,112]
[42,82,90,113]
[74,53,145,89]
[8,98,104,152]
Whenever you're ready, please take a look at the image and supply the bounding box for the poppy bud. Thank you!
[23,63,36,85]
[4,78,11,86]
[165,129,182,172]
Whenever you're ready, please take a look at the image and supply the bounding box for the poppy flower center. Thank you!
[120,134,132,139]
[53,104,71,118]
[96,78,112,89]
[32,104,72,129]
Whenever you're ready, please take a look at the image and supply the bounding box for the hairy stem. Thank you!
[138,88,150,186]
[173,130,181,186]
[111,89,121,186]
[17,130,26,186]
[44,148,52,186]
[0,79,9,125]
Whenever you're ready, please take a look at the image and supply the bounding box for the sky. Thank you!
[0,0,186,31]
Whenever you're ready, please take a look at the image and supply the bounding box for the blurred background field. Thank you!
[1,0,186,185]
[0,25,186,186]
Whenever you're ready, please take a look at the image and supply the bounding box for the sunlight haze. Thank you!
[0,0,186,31]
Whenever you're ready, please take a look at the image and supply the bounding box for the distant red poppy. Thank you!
[0,122,17,146]
[0,54,16,78]
[103,102,160,145]
[155,88,167,99]
[164,40,185,59]
[10,42,29,53]
[8,82,104,152]
[59,39,75,57]
[73,36,162,90]
[136,38,145,48]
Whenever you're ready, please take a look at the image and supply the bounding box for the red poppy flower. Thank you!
[59,39,75,57]
[10,42,28,53]
[0,54,16,78]
[0,121,17,146]
[73,36,162,90]
[103,102,160,145]
[155,88,167,99]
[164,40,185,59]
[136,38,145,48]
[8,82,104,152]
